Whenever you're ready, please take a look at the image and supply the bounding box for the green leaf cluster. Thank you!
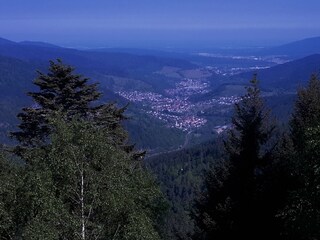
[0,60,166,239]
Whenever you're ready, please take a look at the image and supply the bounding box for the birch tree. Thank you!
[18,117,164,240]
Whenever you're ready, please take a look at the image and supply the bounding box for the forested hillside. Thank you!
[147,140,224,239]
[0,39,196,149]
[0,60,167,239]
[148,74,320,240]
[0,58,319,239]
[234,54,320,89]
[1,37,320,152]
[1,0,320,238]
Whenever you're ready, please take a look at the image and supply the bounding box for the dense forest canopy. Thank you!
[0,60,319,239]
[0,61,166,239]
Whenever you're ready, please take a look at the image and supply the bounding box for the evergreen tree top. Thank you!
[29,59,101,115]
[11,60,131,153]
[290,73,320,150]
[229,74,275,157]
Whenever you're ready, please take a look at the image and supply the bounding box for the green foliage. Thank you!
[17,117,164,239]
[279,126,320,240]
[11,59,144,162]
[2,60,166,239]
[126,109,185,152]
[290,74,320,151]
[0,148,21,239]
[193,75,279,240]
[147,140,224,239]
[11,59,101,148]
[17,164,63,239]
[278,74,320,239]
[0,48,320,240]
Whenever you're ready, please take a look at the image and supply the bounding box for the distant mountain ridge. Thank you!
[19,41,61,48]
[0,38,193,65]
[234,54,320,90]
[261,36,320,57]
[0,37,16,45]
[0,37,196,92]
[0,36,320,148]
[0,37,197,147]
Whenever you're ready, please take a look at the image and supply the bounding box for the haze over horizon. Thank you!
[1,0,320,49]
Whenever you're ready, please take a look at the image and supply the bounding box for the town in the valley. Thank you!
[117,78,240,132]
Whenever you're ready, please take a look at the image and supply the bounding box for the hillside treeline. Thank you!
[0,60,319,240]
[149,74,320,240]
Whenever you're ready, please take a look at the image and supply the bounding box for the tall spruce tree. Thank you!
[193,75,278,240]
[9,60,164,239]
[11,60,135,157]
[290,73,320,151]
[279,74,320,239]
[278,126,320,240]
[11,59,101,147]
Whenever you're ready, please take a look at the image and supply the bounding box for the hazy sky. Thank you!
[1,0,320,48]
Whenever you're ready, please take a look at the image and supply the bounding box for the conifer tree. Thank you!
[11,60,136,157]
[193,75,278,240]
[10,60,158,238]
[280,74,320,239]
[11,59,101,147]
[279,126,320,240]
[290,73,320,151]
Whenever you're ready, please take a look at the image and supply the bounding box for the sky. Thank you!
[0,0,320,49]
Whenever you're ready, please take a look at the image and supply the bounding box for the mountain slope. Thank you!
[0,37,196,93]
[19,41,62,48]
[0,55,38,93]
[0,38,195,72]
[233,54,320,90]
[261,36,320,57]
[0,37,16,45]
[0,39,195,147]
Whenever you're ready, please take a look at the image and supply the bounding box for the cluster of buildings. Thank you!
[145,111,207,131]
[116,91,163,102]
[206,96,241,106]
[205,65,271,76]
[214,125,229,134]
[150,99,191,114]
[117,78,241,131]
[165,78,209,97]
[173,116,207,130]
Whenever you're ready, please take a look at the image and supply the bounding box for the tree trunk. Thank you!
[81,170,85,240]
